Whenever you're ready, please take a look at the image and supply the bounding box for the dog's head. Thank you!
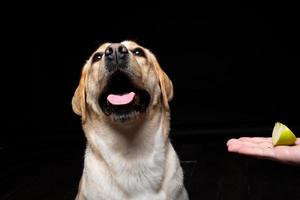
[72,41,173,123]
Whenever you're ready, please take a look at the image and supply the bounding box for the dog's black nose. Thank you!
[104,43,129,72]
[105,44,128,58]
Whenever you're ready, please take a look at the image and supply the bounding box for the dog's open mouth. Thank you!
[99,71,150,121]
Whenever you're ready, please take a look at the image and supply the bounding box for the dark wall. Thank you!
[6,2,300,139]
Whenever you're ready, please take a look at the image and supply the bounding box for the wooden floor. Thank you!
[1,134,300,200]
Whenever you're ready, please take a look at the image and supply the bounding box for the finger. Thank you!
[239,137,272,144]
[227,139,258,152]
[227,137,272,148]
[256,141,273,148]
[226,138,239,146]
[236,145,276,160]
[227,141,241,152]
[228,139,274,153]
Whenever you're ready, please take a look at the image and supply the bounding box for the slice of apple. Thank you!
[272,122,297,146]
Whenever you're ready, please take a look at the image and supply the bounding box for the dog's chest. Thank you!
[83,146,169,200]
[84,120,169,198]
[113,155,165,195]
[85,147,166,199]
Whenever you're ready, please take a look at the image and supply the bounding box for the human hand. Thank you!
[227,137,300,166]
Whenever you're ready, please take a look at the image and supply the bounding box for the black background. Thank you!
[1,2,300,200]
[3,1,300,140]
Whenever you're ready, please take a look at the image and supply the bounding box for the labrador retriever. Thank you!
[72,41,188,200]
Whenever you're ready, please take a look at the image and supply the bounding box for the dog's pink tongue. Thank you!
[107,92,135,105]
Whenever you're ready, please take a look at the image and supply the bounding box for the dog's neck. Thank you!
[83,110,170,161]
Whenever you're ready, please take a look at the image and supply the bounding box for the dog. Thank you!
[72,41,189,200]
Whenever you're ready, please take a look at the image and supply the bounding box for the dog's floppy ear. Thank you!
[149,52,174,110]
[72,64,88,123]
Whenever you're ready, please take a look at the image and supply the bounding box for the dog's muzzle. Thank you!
[99,44,150,122]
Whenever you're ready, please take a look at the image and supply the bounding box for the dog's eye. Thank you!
[132,48,145,57]
[92,52,103,63]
